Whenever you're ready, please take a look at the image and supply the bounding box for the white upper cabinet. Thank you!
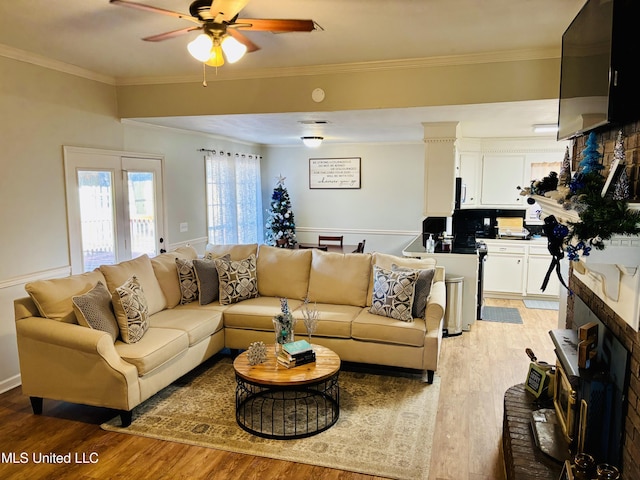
[480,155,526,206]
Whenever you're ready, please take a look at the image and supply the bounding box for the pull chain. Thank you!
[202,63,207,87]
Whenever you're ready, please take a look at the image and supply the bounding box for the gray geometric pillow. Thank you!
[192,255,229,305]
[112,275,149,344]
[369,265,418,322]
[214,254,259,305]
[71,281,119,342]
[391,264,435,319]
[176,258,198,304]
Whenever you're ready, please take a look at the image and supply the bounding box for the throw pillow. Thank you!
[391,264,436,319]
[214,254,259,305]
[71,281,120,342]
[175,258,199,304]
[193,255,229,305]
[369,265,419,322]
[112,276,149,344]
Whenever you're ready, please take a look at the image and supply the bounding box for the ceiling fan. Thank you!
[110,0,318,67]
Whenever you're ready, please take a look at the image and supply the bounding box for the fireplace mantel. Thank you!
[533,195,640,331]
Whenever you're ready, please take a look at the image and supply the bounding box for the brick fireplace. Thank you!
[567,122,640,479]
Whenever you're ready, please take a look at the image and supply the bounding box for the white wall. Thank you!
[262,142,424,255]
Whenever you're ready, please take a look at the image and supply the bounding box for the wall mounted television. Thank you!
[557,0,640,141]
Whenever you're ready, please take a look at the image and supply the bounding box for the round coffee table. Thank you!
[233,344,341,439]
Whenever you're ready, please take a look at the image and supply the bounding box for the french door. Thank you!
[64,147,165,274]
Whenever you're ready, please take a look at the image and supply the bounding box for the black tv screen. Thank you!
[557,0,640,140]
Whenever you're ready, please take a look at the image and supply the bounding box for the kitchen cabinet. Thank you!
[483,240,560,299]
[526,245,560,296]
[483,243,526,294]
[459,152,480,207]
[480,155,525,206]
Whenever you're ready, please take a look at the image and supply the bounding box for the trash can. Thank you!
[444,275,464,337]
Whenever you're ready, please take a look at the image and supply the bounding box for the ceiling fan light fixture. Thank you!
[301,136,323,148]
[221,35,247,63]
[188,33,214,62]
[206,44,225,67]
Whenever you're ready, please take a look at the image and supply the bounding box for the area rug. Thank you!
[482,306,523,324]
[101,357,440,480]
[523,299,560,310]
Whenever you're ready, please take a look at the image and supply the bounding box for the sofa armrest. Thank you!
[16,317,140,411]
[425,279,446,331]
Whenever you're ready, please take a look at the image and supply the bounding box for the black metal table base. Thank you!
[235,373,340,439]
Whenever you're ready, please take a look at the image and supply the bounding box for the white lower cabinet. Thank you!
[484,241,559,298]
[483,247,525,294]
[526,247,561,297]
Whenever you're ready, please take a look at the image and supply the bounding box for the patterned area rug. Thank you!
[482,306,523,324]
[102,357,440,480]
[523,299,560,310]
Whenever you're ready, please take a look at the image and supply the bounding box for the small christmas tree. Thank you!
[611,130,629,201]
[559,146,572,186]
[265,175,297,247]
[578,131,604,174]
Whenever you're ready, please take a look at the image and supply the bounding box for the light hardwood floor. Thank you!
[0,298,558,480]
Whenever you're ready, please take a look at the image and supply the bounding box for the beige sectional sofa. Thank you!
[14,243,445,427]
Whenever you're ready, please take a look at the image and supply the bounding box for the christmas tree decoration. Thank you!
[577,131,604,175]
[265,174,298,247]
[559,146,572,186]
[613,168,630,201]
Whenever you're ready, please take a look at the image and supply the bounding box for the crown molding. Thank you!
[0,42,559,87]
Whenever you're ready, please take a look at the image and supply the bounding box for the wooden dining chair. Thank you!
[352,239,366,253]
[318,235,343,247]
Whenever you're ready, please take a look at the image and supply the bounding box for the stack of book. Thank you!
[277,339,316,368]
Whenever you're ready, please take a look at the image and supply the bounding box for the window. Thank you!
[205,151,263,245]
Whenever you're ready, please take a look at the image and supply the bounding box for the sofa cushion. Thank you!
[369,265,418,322]
[151,251,190,309]
[368,253,437,306]
[172,245,198,260]
[112,276,149,344]
[391,264,436,319]
[352,309,427,347]
[307,250,372,307]
[293,303,361,339]
[71,281,120,342]
[256,245,311,300]
[150,307,223,346]
[175,258,199,305]
[115,327,189,376]
[205,243,258,261]
[214,254,259,305]
[223,297,304,332]
[193,255,229,305]
[100,254,166,315]
[25,269,106,323]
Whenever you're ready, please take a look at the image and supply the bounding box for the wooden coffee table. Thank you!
[233,344,341,439]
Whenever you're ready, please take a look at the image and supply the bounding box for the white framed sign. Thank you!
[309,157,361,189]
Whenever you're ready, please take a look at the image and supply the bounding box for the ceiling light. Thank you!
[533,124,559,133]
[301,136,323,148]
[187,33,214,62]
[221,36,247,63]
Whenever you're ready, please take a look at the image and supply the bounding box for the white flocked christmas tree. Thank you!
[265,175,297,247]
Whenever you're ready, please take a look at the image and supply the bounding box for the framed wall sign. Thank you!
[309,157,361,189]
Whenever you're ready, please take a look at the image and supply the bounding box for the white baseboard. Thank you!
[0,374,21,395]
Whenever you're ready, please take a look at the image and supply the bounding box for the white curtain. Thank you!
[205,151,263,245]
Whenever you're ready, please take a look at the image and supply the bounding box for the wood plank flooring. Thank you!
[0,298,558,480]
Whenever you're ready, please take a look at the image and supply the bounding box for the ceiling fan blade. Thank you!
[235,18,316,32]
[109,0,201,25]
[227,29,260,53]
[143,26,201,42]
[209,0,251,23]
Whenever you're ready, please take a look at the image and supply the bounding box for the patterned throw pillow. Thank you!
[369,265,419,322]
[176,258,199,304]
[112,276,149,343]
[193,255,228,305]
[213,254,259,305]
[391,264,436,319]
[71,281,120,342]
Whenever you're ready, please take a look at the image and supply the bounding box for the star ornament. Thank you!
[276,174,286,186]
